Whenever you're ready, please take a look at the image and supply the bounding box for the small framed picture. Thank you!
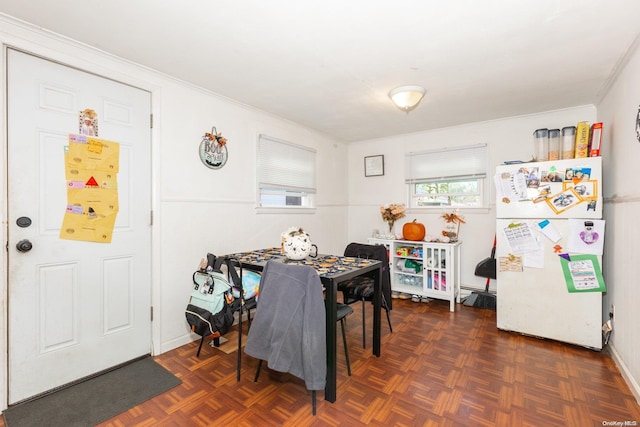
[564,167,591,181]
[562,180,598,201]
[364,155,384,177]
[532,184,552,203]
[546,188,583,214]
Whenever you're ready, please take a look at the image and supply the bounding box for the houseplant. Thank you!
[380,204,406,238]
[441,209,465,242]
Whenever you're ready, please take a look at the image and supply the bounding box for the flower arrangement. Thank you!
[441,209,465,242]
[380,203,406,233]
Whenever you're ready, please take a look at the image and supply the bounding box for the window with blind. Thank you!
[405,143,488,208]
[257,134,316,208]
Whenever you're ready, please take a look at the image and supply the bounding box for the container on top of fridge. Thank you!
[561,126,576,159]
[532,128,549,162]
[495,156,602,219]
[548,129,561,160]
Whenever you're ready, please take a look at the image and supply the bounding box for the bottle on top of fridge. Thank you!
[548,129,561,160]
[533,128,549,162]
[561,126,576,159]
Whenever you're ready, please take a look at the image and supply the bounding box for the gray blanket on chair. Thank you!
[245,261,327,391]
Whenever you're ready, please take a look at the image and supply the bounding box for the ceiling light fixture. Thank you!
[388,85,426,112]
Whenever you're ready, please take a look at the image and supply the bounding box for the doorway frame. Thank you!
[0,18,163,411]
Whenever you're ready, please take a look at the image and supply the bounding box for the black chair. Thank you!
[225,257,258,382]
[335,302,354,376]
[339,242,393,348]
[245,261,327,415]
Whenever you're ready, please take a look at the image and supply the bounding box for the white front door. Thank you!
[7,49,152,404]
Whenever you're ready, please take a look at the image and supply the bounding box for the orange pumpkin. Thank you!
[403,219,426,241]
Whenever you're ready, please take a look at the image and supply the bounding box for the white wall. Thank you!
[347,105,596,292]
[0,15,347,409]
[596,36,640,401]
[156,81,349,352]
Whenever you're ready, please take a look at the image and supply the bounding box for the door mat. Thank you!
[3,356,181,427]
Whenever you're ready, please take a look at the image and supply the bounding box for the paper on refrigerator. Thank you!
[567,219,605,255]
[502,222,539,254]
[560,254,606,293]
[533,219,562,243]
[494,171,529,202]
[522,239,545,269]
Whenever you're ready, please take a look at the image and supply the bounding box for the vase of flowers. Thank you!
[380,203,406,238]
[441,209,465,242]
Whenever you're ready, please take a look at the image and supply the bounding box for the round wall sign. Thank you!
[199,127,228,169]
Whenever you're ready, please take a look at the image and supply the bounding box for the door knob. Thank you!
[16,239,33,252]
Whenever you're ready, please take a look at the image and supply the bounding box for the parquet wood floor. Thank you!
[4,299,640,426]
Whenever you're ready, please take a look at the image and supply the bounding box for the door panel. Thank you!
[7,49,152,403]
[103,256,134,333]
[40,263,77,352]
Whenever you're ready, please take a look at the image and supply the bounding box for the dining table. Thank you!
[224,247,382,403]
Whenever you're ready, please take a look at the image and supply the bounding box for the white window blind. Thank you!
[258,134,316,193]
[405,143,487,183]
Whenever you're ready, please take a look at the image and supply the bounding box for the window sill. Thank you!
[256,207,316,214]
[406,207,491,215]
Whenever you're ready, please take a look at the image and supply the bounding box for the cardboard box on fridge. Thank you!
[574,121,590,158]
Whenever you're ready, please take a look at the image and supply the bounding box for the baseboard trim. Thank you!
[160,335,195,355]
[608,343,640,404]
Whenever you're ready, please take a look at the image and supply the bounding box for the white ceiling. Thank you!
[2,1,640,142]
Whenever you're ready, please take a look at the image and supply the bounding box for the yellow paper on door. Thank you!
[60,188,119,243]
[64,158,118,189]
[66,134,120,173]
[60,211,118,243]
[66,187,119,214]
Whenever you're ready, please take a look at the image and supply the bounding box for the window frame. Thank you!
[408,177,485,208]
[256,134,316,212]
[405,143,488,210]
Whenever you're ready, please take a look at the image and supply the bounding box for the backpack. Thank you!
[185,255,241,337]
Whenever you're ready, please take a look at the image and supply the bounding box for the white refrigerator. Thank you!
[495,156,604,350]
